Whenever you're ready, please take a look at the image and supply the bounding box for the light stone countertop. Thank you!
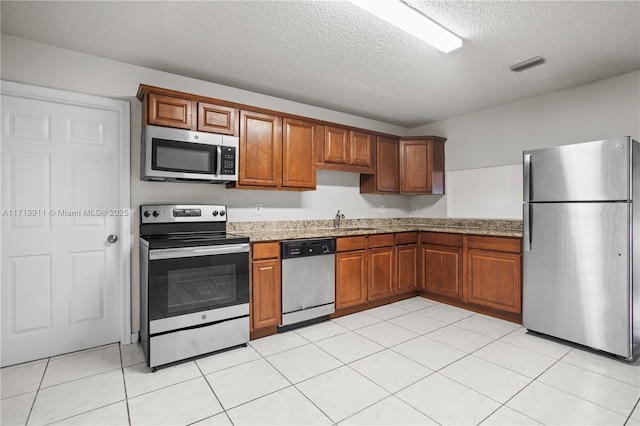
[228,218,523,242]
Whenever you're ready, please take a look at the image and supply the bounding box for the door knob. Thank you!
[107,234,118,243]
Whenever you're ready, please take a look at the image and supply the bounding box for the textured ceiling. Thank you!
[1,1,639,128]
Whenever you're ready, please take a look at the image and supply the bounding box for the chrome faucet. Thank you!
[334,210,345,228]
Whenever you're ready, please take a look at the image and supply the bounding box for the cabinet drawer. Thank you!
[368,234,394,248]
[466,235,522,254]
[420,232,463,247]
[336,236,368,252]
[396,232,418,245]
[252,242,280,260]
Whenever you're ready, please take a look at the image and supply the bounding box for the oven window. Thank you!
[148,251,249,321]
[151,138,216,174]
[167,264,236,313]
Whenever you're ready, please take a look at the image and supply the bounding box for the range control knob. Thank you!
[143,211,151,218]
[220,210,226,217]
[212,210,219,217]
[152,211,160,218]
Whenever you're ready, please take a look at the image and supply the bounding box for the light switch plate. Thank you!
[378,204,385,214]
[254,203,262,215]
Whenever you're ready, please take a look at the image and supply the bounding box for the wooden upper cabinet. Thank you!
[197,102,238,135]
[239,110,282,188]
[350,130,373,168]
[360,136,399,194]
[282,118,316,189]
[324,126,349,164]
[318,126,374,173]
[400,137,446,194]
[140,86,239,134]
[147,93,193,130]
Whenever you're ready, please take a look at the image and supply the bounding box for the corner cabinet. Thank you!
[360,136,400,194]
[396,232,419,294]
[420,233,464,299]
[399,137,446,194]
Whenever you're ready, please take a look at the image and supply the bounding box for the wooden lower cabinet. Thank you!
[421,244,463,299]
[396,244,418,293]
[335,250,368,309]
[419,232,523,321]
[420,233,463,299]
[250,243,281,333]
[368,246,395,301]
[465,236,522,314]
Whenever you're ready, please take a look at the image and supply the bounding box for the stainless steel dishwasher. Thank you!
[280,238,336,329]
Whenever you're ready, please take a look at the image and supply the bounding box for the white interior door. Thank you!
[1,82,130,367]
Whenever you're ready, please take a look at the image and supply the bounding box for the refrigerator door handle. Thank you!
[523,204,532,251]
[523,153,532,202]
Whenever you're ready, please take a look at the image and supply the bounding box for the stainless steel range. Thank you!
[139,204,250,370]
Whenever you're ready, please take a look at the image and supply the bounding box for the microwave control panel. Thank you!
[221,146,236,176]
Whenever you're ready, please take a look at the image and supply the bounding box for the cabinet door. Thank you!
[239,110,282,187]
[368,246,395,301]
[400,139,432,193]
[396,244,418,294]
[421,244,463,299]
[466,249,522,314]
[350,131,373,167]
[197,103,238,135]
[324,126,349,164]
[251,259,281,330]
[336,250,368,309]
[376,136,399,192]
[148,93,193,129]
[400,138,445,194]
[282,118,316,189]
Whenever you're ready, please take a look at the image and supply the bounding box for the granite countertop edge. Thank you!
[229,218,523,242]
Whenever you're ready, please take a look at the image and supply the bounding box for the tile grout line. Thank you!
[193,357,232,426]
[24,357,50,426]
[119,344,133,426]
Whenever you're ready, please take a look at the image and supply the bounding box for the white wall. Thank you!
[0,34,411,225]
[0,35,412,333]
[410,71,640,219]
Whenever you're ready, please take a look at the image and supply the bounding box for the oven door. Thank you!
[147,243,249,326]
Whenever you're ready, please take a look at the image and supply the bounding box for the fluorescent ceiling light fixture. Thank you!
[349,0,463,53]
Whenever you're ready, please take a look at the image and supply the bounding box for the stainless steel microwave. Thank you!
[142,125,239,183]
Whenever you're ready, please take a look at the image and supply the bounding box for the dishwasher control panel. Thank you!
[281,238,336,259]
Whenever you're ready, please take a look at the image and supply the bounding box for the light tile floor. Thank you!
[2,297,639,426]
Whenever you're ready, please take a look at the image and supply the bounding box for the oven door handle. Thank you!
[149,243,250,260]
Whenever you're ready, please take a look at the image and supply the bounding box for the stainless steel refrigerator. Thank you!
[523,137,639,361]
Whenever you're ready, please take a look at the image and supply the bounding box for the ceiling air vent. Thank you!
[509,56,546,73]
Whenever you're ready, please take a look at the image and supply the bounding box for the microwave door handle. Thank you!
[216,145,222,176]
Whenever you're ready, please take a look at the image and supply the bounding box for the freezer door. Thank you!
[523,202,631,358]
[523,138,630,202]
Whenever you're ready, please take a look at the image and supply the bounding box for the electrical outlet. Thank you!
[254,203,262,215]
[378,204,385,214]
[411,205,418,214]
